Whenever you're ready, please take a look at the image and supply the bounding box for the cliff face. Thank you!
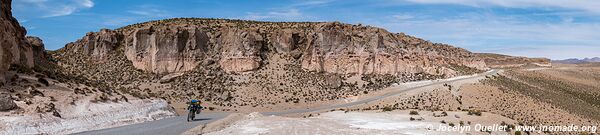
[26,36,47,65]
[51,18,490,108]
[66,29,122,62]
[0,0,44,82]
[297,23,486,76]
[59,19,486,77]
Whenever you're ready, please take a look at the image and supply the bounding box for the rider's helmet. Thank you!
[191,99,199,104]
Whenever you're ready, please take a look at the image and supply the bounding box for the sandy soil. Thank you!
[182,113,246,135]
[0,72,177,135]
[193,65,600,135]
[202,110,521,135]
[0,99,176,135]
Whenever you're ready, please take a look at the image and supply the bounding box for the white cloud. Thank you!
[403,0,600,13]
[127,5,170,17]
[292,0,335,7]
[240,0,328,21]
[268,9,302,17]
[390,14,414,20]
[101,17,136,26]
[484,45,600,60]
[372,13,600,59]
[45,6,78,18]
[78,0,94,8]
[243,9,309,21]
[15,0,95,18]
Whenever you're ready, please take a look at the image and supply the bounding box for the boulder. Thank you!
[0,94,17,111]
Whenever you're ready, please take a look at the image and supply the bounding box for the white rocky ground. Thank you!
[0,99,176,135]
[206,110,517,135]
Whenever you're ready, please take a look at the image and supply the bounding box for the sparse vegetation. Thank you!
[514,131,522,135]
[467,110,482,116]
[382,106,393,112]
[409,110,419,115]
[37,77,49,86]
[483,69,600,121]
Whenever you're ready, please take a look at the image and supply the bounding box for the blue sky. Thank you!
[12,0,600,59]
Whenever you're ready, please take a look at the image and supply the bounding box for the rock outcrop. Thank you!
[0,0,40,82]
[52,18,493,108]
[26,36,47,65]
[65,29,122,62]
[476,53,551,68]
[126,26,209,73]
[218,28,264,73]
[0,93,17,111]
[298,22,485,76]
[60,19,486,77]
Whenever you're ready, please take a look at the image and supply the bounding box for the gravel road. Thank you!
[74,69,498,135]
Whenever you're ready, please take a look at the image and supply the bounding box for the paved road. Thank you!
[73,112,231,135]
[74,69,499,135]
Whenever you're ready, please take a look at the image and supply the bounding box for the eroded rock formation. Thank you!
[26,36,47,65]
[0,0,43,82]
[60,19,486,77]
[125,26,209,73]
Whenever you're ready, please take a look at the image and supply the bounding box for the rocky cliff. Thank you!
[59,19,486,77]
[0,0,46,82]
[0,0,50,113]
[50,18,489,108]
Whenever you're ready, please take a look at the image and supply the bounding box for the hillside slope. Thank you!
[476,53,550,68]
[52,18,487,111]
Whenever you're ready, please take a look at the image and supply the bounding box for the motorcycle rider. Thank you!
[188,99,203,114]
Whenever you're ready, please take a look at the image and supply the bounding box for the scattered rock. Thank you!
[0,93,18,111]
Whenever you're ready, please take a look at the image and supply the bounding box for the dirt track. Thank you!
[74,70,499,135]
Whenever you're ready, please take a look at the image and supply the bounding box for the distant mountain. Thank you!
[552,57,600,64]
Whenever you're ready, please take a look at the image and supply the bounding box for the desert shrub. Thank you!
[449,123,455,127]
[409,117,415,121]
[91,93,110,103]
[37,78,49,86]
[467,110,482,116]
[409,110,419,115]
[9,64,33,74]
[382,106,393,112]
[514,131,522,135]
[120,95,129,102]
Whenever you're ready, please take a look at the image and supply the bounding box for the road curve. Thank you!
[74,69,499,135]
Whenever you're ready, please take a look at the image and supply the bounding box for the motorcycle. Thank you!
[187,106,201,122]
